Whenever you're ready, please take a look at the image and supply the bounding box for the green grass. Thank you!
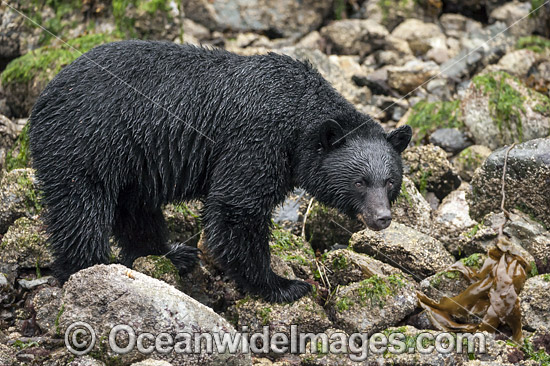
[517,35,550,53]
[1,33,118,85]
[407,100,462,144]
[5,123,30,171]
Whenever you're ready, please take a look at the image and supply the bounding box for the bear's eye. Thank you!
[355,181,363,188]
[387,179,395,189]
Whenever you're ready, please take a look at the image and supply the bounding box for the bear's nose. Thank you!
[375,214,392,229]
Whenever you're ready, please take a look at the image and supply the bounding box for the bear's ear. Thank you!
[319,119,345,151]
[387,125,412,154]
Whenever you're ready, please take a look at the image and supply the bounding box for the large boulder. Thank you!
[461,72,550,149]
[391,176,433,236]
[350,222,455,280]
[469,138,550,228]
[520,274,550,331]
[59,264,252,365]
[182,0,332,38]
[320,19,389,56]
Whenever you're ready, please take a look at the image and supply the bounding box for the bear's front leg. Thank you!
[202,194,312,303]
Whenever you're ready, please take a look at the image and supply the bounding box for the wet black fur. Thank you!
[29,41,411,302]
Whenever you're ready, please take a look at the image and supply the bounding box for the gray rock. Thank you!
[322,249,411,287]
[439,13,481,39]
[520,275,550,331]
[327,274,417,336]
[131,360,174,366]
[0,216,51,278]
[182,0,332,38]
[402,144,461,199]
[469,138,550,228]
[350,222,455,280]
[0,168,41,234]
[18,276,53,290]
[67,356,107,366]
[273,188,310,236]
[59,264,252,365]
[321,19,389,57]
[433,182,477,253]
[353,0,432,31]
[429,128,472,154]
[386,59,439,94]
[391,18,446,55]
[163,202,201,245]
[391,176,433,236]
[133,255,182,288]
[495,49,538,77]
[456,211,537,262]
[441,22,515,79]
[489,1,537,37]
[0,114,18,171]
[452,145,493,182]
[231,295,331,335]
[462,72,550,150]
[32,285,62,335]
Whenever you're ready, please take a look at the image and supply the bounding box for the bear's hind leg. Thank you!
[45,184,114,283]
[113,204,199,273]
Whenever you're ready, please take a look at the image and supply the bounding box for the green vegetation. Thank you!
[356,274,405,308]
[333,0,347,20]
[396,181,413,206]
[335,296,352,312]
[531,0,547,16]
[517,35,550,53]
[507,336,550,366]
[6,123,30,171]
[530,262,539,277]
[407,100,462,144]
[113,0,172,36]
[418,169,432,195]
[271,227,315,260]
[332,253,348,270]
[16,172,42,213]
[55,304,65,336]
[542,274,550,282]
[172,203,200,219]
[1,33,118,85]
[472,72,526,142]
[430,270,460,288]
[378,0,414,22]
[455,148,486,175]
[12,340,40,350]
[460,253,484,269]
[257,307,272,325]
[146,255,180,280]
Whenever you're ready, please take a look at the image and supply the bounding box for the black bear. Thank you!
[30,41,412,302]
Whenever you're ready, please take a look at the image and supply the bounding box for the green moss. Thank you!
[336,296,352,312]
[1,33,118,85]
[356,274,405,308]
[271,227,314,257]
[378,0,414,22]
[396,181,413,206]
[418,169,432,195]
[16,172,42,213]
[508,336,550,366]
[456,148,485,174]
[147,255,180,279]
[517,35,550,53]
[407,100,463,144]
[172,203,200,219]
[531,0,547,16]
[472,72,526,142]
[113,0,172,36]
[12,340,39,350]
[430,270,460,287]
[541,274,550,282]
[257,307,272,325]
[460,253,484,269]
[6,123,30,171]
[530,262,539,278]
[332,253,348,270]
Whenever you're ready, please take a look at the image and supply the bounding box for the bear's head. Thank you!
[304,120,412,232]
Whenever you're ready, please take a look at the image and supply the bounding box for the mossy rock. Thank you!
[132,255,182,288]
[1,33,118,117]
[0,168,41,234]
[328,274,417,335]
[452,145,492,182]
[461,71,550,150]
[164,202,201,245]
[0,216,51,276]
[406,99,463,144]
[304,201,362,253]
[270,227,316,279]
